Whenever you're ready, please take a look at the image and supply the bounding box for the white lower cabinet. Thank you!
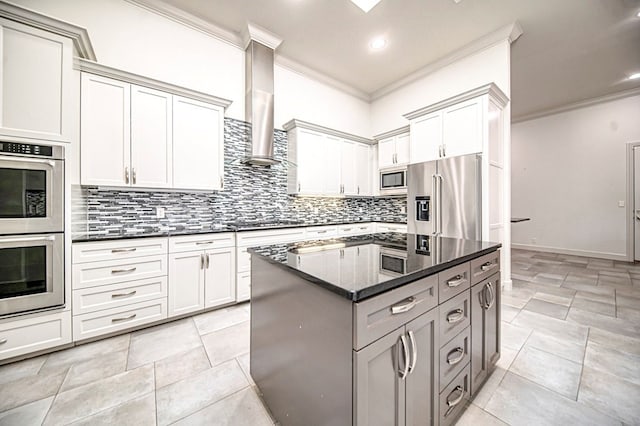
[168,233,235,317]
[0,311,72,361]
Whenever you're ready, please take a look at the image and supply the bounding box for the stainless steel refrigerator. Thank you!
[407,154,482,240]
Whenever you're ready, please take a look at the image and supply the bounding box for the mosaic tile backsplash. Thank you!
[74,118,407,235]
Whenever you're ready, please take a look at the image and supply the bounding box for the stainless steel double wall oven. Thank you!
[0,142,65,317]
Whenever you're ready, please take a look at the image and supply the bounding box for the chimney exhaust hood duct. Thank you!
[244,25,282,166]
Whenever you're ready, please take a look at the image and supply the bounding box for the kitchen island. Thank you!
[249,233,501,426]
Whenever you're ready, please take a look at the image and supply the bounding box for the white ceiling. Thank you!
[156,0,640,119]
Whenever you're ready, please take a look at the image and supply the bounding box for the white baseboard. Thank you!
[511,243,628,262]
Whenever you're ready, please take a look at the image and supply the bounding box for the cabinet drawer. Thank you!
[353,274,438,350]
[375,223,407,233]
[73,238,168,264]
[439,363,471,426]
[439,291,470,345]
[438,262,470,303]
[236,228,306,247]
[0,311,71,361]
[237,247,251,273]
[73,299,167,341]
[169,232,235,253]
[338,223,373,236]
[439,326,470,392]
[72,255,167,290]
[470,251,500,286]
[72,277,168,315]
[306,225,338,239]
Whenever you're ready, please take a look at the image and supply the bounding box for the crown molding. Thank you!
[243,22,282,50]
[75,58,232,108]
[371,22,523,101]
[403,83,509,120]
[373,125,410,141]
[283,119,375,145]
[124,0,241,47]
[512,86,640,123]
[0,0,96,60]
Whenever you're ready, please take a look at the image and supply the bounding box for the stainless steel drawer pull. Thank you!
[206,253,210,268]
[446,347,465,365]
[343,228,352,231]
[111,290,137,298]
[398,335,410,380]
[446,386,465,410]
[487,282,496,309]
[316,230,327,234]
[111,248,137,253]
[481,261,497,272]
[111,313,137,323]
[111,267,137,274]
[391,296,417,315]
[446,309,465,323]
[408,330,417,374]
[196,241,213,245]
[446,275,466,287]
[359,227,368,230]
[0,338,7,345]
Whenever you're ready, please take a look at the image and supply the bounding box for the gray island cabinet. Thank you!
[249,233,501,426]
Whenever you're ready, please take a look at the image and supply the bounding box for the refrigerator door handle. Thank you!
[432,174,439,235]
[436,174,444,236]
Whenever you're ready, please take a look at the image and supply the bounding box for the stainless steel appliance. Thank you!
[379,247,407,276]
[408,154,481,239]
[0,142,65,316]
[379,167,407,196]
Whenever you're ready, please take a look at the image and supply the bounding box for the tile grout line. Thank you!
[574,327,590,402]
[40,365,71,425]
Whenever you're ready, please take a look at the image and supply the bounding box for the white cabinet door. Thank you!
[204,248,235,308]
[341,140,357,195]
[355,143,371,196]
[442,98,482,158]
[296,129,325,195]
[131,85,172,188]
[81,73,130,187]
[168,251,204,317]
[325,135,342,195]
[0,18,73,143]
[340,247,358,288]
[378,137,396,169]
[410,112,441,164]
[395,133,410,165]
[173,96,224,191]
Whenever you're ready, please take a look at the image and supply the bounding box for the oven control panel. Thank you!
[0,142,53,157]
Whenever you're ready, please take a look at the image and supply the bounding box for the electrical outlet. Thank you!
[156,207,165,219]
[531,237,537,244]
[619,200,625,207]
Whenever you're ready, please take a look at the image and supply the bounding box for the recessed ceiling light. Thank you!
[629,72,640,80]
[637,11,640,17]
[369,36,387,50]
[350,0,382,13]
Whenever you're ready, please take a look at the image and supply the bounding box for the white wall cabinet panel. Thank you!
[410,112,441,164]
[442,98,482,158]
[204,248,235,308]
[81,73,130,186]
[355,143,371,196]
[296,129,326,195]
[341,140,357,195]
[325,135,342,195]
[131,85,172,188]
[378,133,409,169]
[0,18,73,143]
[395,133,410,165]
[172,96,224,191]
[168,251,205,317]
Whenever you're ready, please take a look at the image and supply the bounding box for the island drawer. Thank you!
[353,274,438,350]
[438,262,470,303]
[72,276,167,315]
[73,238,168,264]
[72,254,167,290]
[439,364,471,426]
[439,326,470,392]
[470,250,500,285]
[439,291,470,345]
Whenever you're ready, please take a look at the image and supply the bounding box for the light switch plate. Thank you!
[619,201,625,207]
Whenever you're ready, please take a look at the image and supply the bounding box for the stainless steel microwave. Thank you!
[379,167,407,196]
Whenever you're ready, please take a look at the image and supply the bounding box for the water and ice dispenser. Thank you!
[415,196,430,222]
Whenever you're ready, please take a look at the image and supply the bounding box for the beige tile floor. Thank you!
[1,248,639,425]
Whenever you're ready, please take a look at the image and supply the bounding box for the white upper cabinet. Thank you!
[377,132,409,169]
[81,73,131,187]
[395,133,410,165]
[410,111,442,164]
[172,96,224,191]
[0,18,73,143]
[442,97,482,158]
[286,120,374,197]
[131,85,172,188]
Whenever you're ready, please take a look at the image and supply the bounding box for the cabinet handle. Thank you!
[446,308,465,323]
[111,313,137,323]
[0,338,7,345]
[196,241,213,245]
[298,183,301,192]
[487,282,496,309]
[359,227,368,230]
[357,185,360,194]
[483,283,491,309]
[124,167,130,184]
[343,228,352,232]
[446,347,465,365]
[220,176,223,189]
[132,168,137,185]
[316,230,327,234]
[442,144,446,157]
[407,330,418,374]
[111,267,137,274]
[206,253,210,268]
[446,274,466,288]
[445,385,465,410]
[200,254,205,270]
[111,290,137,298]
[111,248,136,253]
[481,261,497,272]
[398,334,410,380]
[391,296,417,315]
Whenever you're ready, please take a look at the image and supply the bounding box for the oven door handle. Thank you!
[0,155,56,167]
[0,235,55,243]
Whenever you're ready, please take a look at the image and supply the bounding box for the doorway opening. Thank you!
[626,141,640,262]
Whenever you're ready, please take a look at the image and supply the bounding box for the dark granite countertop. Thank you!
[249,233,501,302]
[72,220,407,242]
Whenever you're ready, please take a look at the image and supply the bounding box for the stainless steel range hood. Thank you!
[244,39,278,166]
